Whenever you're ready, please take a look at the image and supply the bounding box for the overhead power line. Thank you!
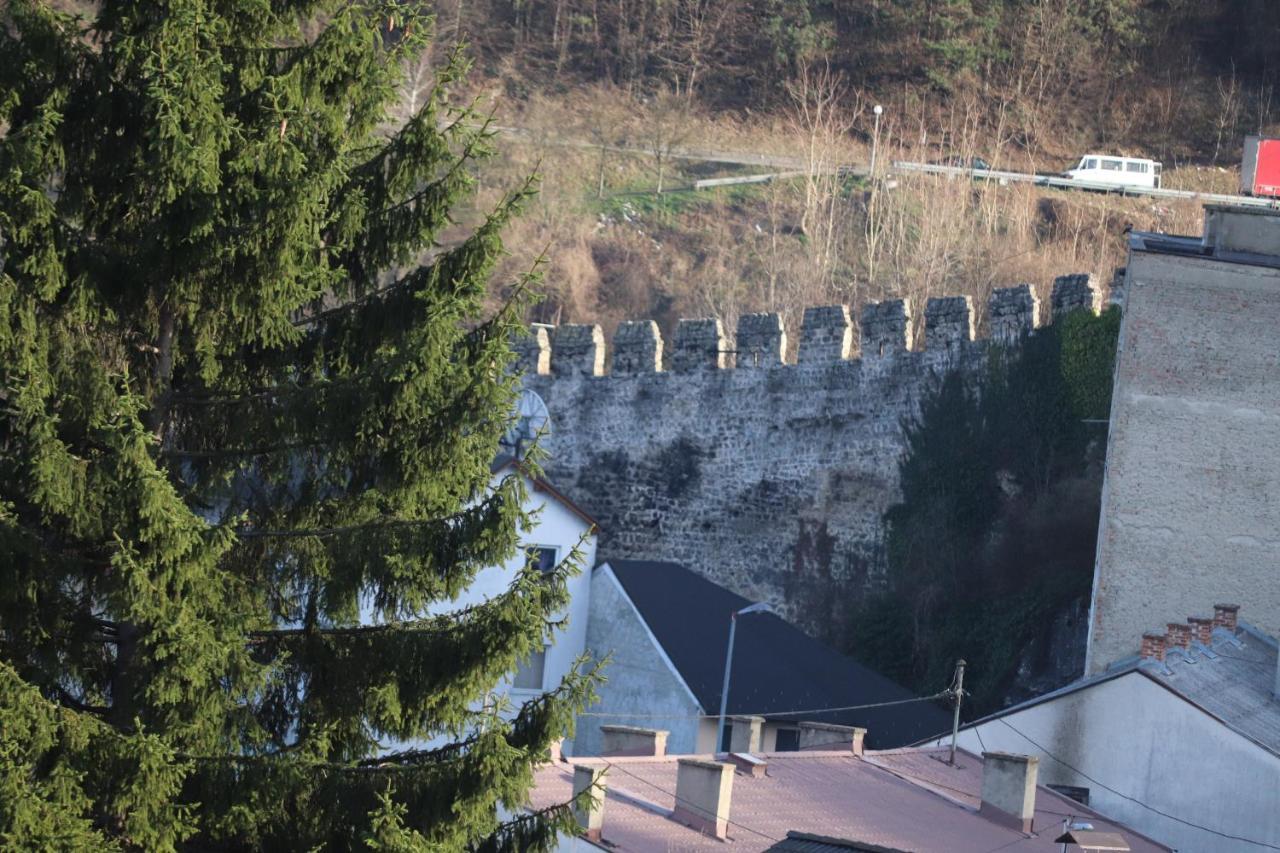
[995,718,1280,850]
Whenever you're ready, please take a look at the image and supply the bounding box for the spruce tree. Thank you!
[0,1,593,849]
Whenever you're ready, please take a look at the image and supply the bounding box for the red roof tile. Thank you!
[527,747,1170,852]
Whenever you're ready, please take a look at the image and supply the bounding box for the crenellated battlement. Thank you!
[519,276,1101,378]
[518,271,1111,641]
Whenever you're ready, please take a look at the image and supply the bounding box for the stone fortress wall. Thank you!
[517,275,1108,640]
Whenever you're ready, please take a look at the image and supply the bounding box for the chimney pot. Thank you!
[728,715,764,754]
[572,764,608,841]
[673,759,735,839]
[1140,632,1166,661]
[1213,603,1240,632]
[600,725,669,757]
[1188,616,1214,647]
[980,752,1040,833]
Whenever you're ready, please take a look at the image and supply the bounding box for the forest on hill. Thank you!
[400,1,1280,342]
[442,0,1280,165]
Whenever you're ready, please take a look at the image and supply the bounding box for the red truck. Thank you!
[1240,136,1280,197]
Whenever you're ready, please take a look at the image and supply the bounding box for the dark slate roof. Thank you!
[604,559,951,749]
[768,832,908,853]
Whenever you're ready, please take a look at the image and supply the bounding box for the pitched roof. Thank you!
[490,453,600,529]
[602,560,951,748]
[526,747,1171,852]
[951,622,1280,758]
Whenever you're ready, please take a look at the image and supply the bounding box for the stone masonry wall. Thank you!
[520,276,1102,640]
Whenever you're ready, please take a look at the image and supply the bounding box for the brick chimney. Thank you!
[796,721,866,756]
[728,715,764,754]
[572,764,608,842]
[1188,616,1214,647]
[672,759,734,839]
[1213,603,1240,632]
[1165,622,1192,651]
[980,752,1040,833]
[1140,632,1166,661]
[600,725,669,757]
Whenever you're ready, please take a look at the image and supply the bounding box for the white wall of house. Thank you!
[433,468,598,709]
[573,564,704,757]
[932,672,1280,853]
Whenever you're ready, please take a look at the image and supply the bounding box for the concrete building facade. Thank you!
[1087,205,1280,672]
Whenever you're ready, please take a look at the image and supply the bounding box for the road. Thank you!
[492,123,1280,208]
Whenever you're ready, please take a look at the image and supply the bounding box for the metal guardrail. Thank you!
[490,123,1280,207]
[891,161,1280,208]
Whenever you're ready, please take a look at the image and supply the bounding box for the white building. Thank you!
[931,607,1280,853]
[474,456,598,704]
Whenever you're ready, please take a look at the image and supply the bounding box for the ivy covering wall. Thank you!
[850,308,1121,716]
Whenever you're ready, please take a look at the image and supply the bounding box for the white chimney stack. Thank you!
[980,752,1039,833]
[571,764,607,842]
[796,721,866,756]
[600,725,669,757]
[673,758,735,839]
[728,715,764,753]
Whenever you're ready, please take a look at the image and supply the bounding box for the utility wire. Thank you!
[601,760,781,843]
[995,718,1280,850]
[578,690,952,720]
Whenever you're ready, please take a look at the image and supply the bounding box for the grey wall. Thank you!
[573,564,703,756]
[520,277,1100,643]
[1087,249,1280,672]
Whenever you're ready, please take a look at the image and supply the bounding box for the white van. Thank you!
[1064,154,1162,189]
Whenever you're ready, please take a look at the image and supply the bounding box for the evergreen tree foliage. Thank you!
[0,1,595,848]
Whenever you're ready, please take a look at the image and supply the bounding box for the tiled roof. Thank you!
[1141,623,1280,757]
[526,747,1170,852]
[603,560,951,748]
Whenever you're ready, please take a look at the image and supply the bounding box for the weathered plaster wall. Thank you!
[574,564,703,757]
[1087,248,1280,672]
[519,276,1102,641]
[934,671,1280,853]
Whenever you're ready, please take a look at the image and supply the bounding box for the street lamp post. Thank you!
[715,602,772,754]
[870,104,884,176]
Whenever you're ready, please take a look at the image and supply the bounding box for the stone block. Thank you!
[988,285,1041,342]
[612,320,663,375]
[671,318,727,371]
[512,326,550,375]
[1049,273,1102,319]
[860,298,914,356]
[798,305,852,363]
[735,313,786,368]
[552,324,604,377]
[924,295,975,351]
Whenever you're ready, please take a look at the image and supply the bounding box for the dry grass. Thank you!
[460,86,1212,348]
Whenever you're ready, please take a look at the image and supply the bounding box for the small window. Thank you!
[527,546,558,574]
[1101,159,1122,171]
[1084,158,1098,169]
[1125,161,1147,173]
[1047,784,1091,806]
[774,728,800,752]
[513,648,546,690]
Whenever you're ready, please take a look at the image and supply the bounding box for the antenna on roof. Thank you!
[500,389,552,460]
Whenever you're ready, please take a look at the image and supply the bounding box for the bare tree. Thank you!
[641,89,694,193]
